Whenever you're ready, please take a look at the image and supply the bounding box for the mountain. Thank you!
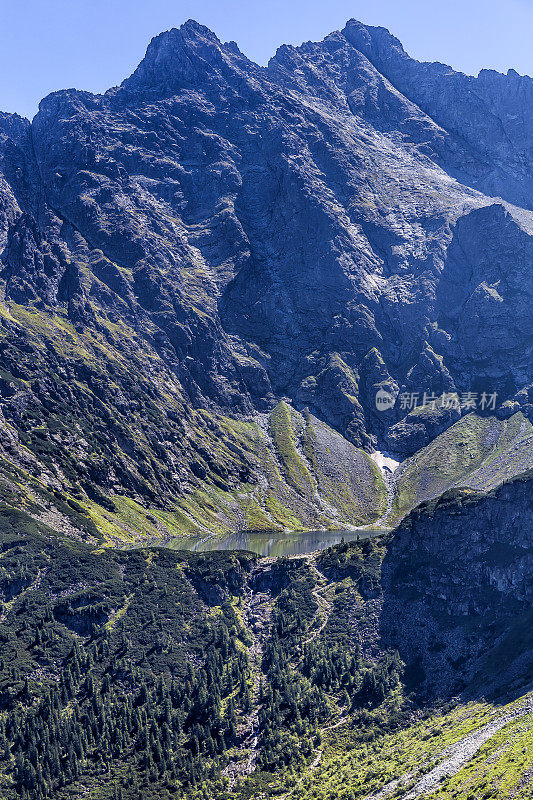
[0,19,531,799]
[0,19,531,538]
[0,469,530,799]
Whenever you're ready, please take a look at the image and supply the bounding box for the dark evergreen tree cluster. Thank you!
[0,529,405,799]
[257,584,326,770]
[3,617,255,799]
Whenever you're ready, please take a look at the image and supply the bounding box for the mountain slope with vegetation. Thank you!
[0,19,531,535]
[391,411,533,523]
[0,469,530,799]
[0,15,529,800]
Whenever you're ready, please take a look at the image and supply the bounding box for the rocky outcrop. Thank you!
[380,472,533,698]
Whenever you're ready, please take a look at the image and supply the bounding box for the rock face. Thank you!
[381,472,533,698]
[0,19,531,531]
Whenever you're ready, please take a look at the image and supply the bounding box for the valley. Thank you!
[0,13,530,800]
[0,468,529,798]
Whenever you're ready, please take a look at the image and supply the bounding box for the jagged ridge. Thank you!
[0,19,531,538]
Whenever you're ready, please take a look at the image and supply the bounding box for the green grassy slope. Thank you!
[291,691,533,800]
[1,303,530,544]
[0,299,388,540]
[391,412,533,523]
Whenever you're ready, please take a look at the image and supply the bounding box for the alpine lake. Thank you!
[166,527,388,557]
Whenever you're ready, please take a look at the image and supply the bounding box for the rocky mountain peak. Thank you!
[0,111,30,141]
[341,18,422,70]
[120,19,256,97]
[339,19,533,208]
[0,17,530,535]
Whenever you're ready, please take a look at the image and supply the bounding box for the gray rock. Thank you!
[0,18,530,510]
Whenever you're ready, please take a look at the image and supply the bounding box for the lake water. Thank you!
[168,527,387,557]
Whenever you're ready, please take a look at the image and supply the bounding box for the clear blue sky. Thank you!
[1,0,532,119]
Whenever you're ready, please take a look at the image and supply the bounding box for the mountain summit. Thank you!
[0,19,531,539]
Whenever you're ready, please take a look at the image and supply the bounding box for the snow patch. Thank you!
[371,451,400,474]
